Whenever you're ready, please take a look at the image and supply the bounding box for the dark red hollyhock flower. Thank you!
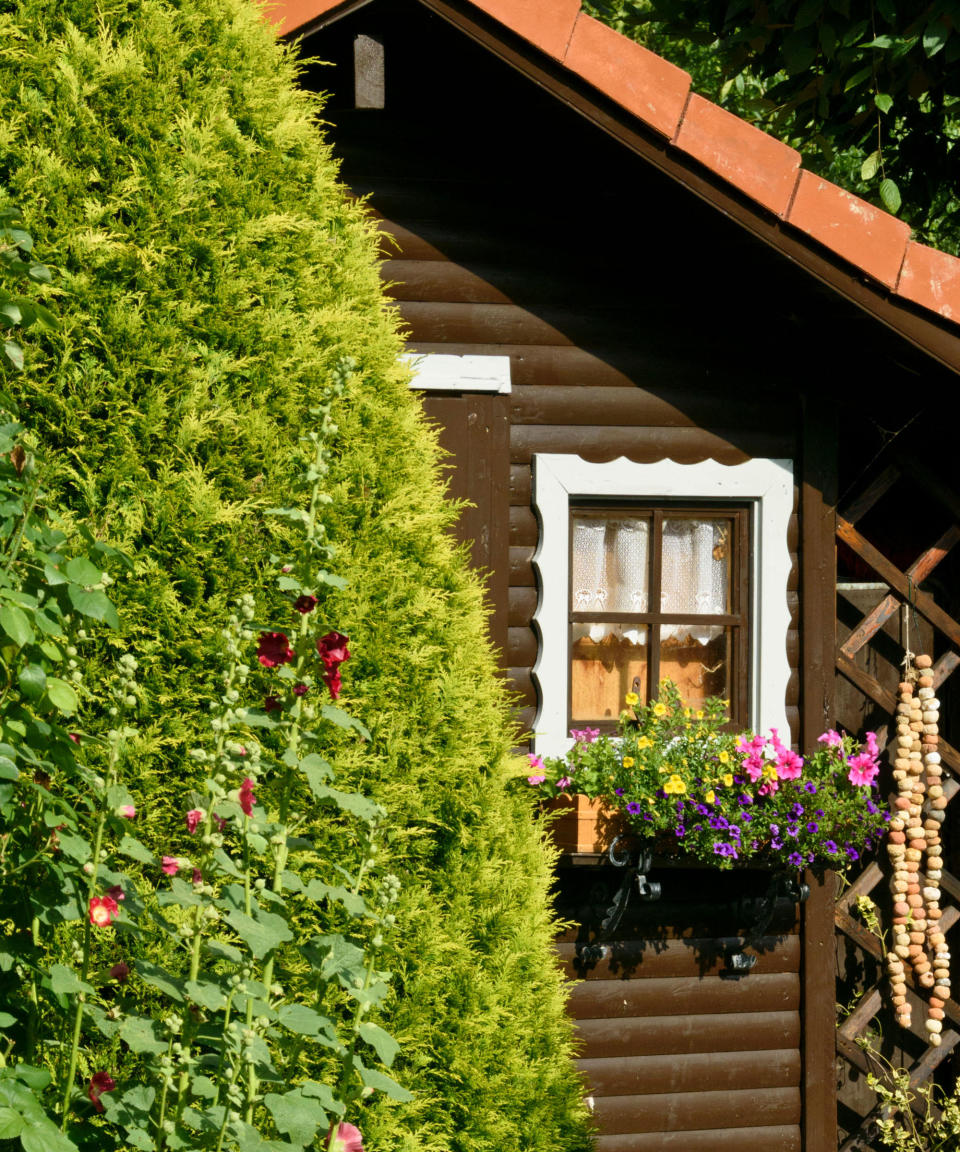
[322,666,342,701]
[264,695,282,713]
[294,594,318,614]
[87,1071,116,1113]
[293,683,309,697]
[257,632,294,668]
[316,631,350,669]
[110,962,130,983]
[239,777,256,817]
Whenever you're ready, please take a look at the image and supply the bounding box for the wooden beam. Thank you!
[839,464,900,526]
[836,516,960,650]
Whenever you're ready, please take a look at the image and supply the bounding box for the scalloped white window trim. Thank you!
[531,455,794,757]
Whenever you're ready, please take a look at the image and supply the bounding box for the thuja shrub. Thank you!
[0,1,592,1149]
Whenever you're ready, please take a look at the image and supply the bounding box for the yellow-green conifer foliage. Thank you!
[0,0,592,1147]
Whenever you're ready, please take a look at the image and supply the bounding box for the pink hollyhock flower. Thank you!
[264,695,282,713]
[570,727,600,744]
[295,594,318,614]
[161,856,180,876]
[68,733,80,744]
[818,729,844,748]
[185,809,204,834]
[104,885,125,903]
[87,1071,116,1113]
[238,777,255,817]
[325,1122,364,1152]
[776,749,804,780]
[293,683,309,697]
[847,754,879,787]
[117,804,136,819]
[213,814,226,832]
[257,631,294,668]
[109,962,130,983]
[192,868,203,885]
[89,895,120,927]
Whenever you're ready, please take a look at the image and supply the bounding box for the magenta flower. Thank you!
[87,1071,116,1113]
[257,631,294,668]
[89,895,119,927]
[295,594,318,614]
[556,776,572,789]
[527,774,546,785]
[847,754,879,787]
[317,630,350,668]
[213,814,226,832]
[161,856,180,876]
[818,729,844,748]
[117,804,136,819]
[570,727,600,744]
[239,778,255,817]
[192,868,203,885]
[776,749,804,780]
[185,809,204,835]
[325,1122,364,1152]
[104,885,125,903]
[293,683,309,697]
[323,667,342,699]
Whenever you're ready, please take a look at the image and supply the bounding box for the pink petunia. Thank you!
[556,776,572,790]
[527,774,546,785]
[776,749,804,780]
[185,809,204,835]
[570,727,600,744]
[847,753,879,787]
[817,729,844,748]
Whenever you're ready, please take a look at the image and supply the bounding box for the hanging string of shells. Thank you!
[886,653,950,1045]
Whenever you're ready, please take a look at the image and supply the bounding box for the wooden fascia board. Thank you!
[286,0,960,377]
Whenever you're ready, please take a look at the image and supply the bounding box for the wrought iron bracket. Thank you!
[723,872,809,977]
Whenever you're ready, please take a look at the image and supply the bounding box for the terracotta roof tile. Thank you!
[270,0,960,338]
[673,94,800,218]
[897,242,960,322]
[564,13,689,138]
[472,0,580,59]
[786,171,910,289]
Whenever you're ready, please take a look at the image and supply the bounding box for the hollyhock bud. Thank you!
[185,809,205,835]
[110,962,131,983]
[257,631,294,668]
[104,885,125,903]
[264,695,282,713]
[117,804,136,818]
[87,1071,116,1113]
[294,594,318,614]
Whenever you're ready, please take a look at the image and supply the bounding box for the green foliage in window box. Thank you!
[0,1,592,1149]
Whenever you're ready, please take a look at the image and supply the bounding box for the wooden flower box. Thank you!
[544,793,625,856]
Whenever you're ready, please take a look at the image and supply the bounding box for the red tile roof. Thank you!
[267,0,960,336]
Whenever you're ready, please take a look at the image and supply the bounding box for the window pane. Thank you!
[571,626,648,723]
[661,517,732,614]
[659,626,732,711]
[571,514,649,613]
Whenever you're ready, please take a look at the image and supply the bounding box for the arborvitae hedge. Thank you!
[0,0,592,1147]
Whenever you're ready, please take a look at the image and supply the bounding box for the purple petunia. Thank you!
[806,821,819,834]
[824,840,838,854]
[804,782,817,794]
[626,802,642,814]
[674,825,686,837]
[614,788,624,797]
[846,846,859,860]
[787,852,804,867]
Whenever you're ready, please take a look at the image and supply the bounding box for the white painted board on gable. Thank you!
[403,352,512,394]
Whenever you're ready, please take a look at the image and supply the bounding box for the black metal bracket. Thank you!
[576,836,660,962]
[722,872,809,977]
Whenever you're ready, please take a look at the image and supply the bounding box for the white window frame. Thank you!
[531,455,794,757]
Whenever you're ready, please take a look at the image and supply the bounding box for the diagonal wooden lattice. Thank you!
[833,457,960,1150]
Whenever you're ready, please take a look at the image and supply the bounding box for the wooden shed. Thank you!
[269,1,960,1148]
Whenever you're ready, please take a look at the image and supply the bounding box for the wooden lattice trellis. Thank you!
[832,456,960,1151]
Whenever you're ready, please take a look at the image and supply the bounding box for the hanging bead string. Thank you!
[887,652,950,1044]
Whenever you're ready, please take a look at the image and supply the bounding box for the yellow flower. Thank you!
[637,736,652,750]
[704,789,715,804]
[718,751,730,765]
[764,763,777,780]
[622,756,635,769]
[664,774,687,795]
[647,797,655,805]
[722,773,734,787]
[653,702,668,717]
[696,710,704,720]
[624,692,639,707]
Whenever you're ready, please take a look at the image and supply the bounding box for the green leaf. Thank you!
[843,65,872,92]
[301,880,366,917]
[117,834,153,865]
[3,341,23,372]
[65,556,102,586]
[0,1013,15,1027]
[43,677,78,715]
[355,1059,413,1102]
[0,604,33,646]
[11,1067,50,1092]
[319,704,370,740]
[136,961,185,1002]
[67,585,118,628]
[18,664,46,702]
[311,783,382,823]
[213,847,243,877]
[358,1021,400,1067]
[20,1125,80,1152]
[277,575,301,591]
[0,1107,23,1140]
[0,757,18,781]
[118,1016,168,1056]
[873,93,893,115]
[47,964,95,996]
[923,19,948,57]
[203,939,244,964]
[860,150,881,181]
[224,909,293,959]
[782,29,816,73]
[879,178,902,213]
[263,1088,328,1147]
[185,979,227,1011]
[276,1004,331,1037]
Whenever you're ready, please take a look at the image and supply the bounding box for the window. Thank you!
[569,504,750,730]
[531,456,793,756]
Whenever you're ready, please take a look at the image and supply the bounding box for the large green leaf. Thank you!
[0,604,32,646]
[358,1021,400,1068]
[43,677,78,715]
[263,1088,328,1147]
[224,908,292,959]
[66,585,118,628]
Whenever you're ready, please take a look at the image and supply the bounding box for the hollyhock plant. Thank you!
[256,631,295,668]
[326,1122,364,1152]
[294,593,318,614]
[238,777,256,817]
[527,679,888,870]
[185,808,204,834]
[109,962,130,983]
[161,856,181,876]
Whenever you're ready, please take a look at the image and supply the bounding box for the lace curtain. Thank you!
[571,516,728,645]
